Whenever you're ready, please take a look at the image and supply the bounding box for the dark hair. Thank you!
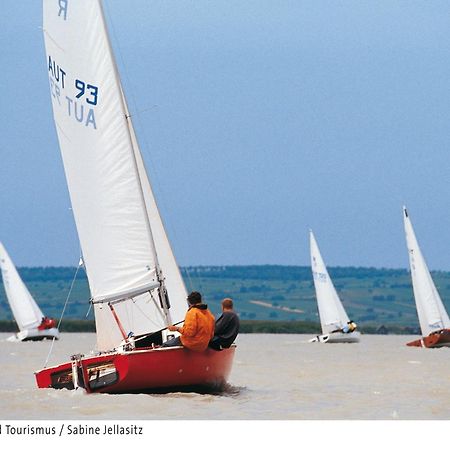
[222,298,233,309]
[187,291,202,305]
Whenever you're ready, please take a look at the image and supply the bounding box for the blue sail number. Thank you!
[75,79,99,106]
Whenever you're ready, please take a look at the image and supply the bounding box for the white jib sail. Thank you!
[403,207,450,336]
[0,242,44,331]
[310,230,350,334]
[43,0,187,350]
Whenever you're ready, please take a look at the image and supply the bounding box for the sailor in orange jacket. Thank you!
[164,291,215,352]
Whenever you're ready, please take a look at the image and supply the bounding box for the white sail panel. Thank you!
[403,207,450,336]
[310,231,350,334]
[43,0,178,350]
[0,243,44,331]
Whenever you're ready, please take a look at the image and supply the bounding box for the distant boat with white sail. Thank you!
[309,230,360,343]
[0,242,59,342]
[403,207,450,348]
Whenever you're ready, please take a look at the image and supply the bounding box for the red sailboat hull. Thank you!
[406,329,450,348]
[35,346,235,394]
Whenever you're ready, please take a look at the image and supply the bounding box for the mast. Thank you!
[95,1,172,326]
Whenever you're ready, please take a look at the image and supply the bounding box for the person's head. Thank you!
[187,291,202,306]
[222,298,234,311]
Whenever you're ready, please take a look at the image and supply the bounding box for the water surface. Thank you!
[0,333,449,419]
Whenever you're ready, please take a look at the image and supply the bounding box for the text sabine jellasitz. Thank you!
[0,423,143,436]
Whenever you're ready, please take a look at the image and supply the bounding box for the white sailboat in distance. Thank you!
[0,242,59,341]
[35,0,235,393]
[309,230,360,343]
[403,206,450,348]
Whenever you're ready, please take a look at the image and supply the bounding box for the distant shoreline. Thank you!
[0,265,432,329]
[0,320,417,335]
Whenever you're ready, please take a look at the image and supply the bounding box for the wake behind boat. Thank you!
[403,207,450,348]
[0,242,59,342]
[35,0,234,394]
[309,230,360,344]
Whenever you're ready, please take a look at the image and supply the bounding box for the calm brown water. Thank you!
[0,332,449,420]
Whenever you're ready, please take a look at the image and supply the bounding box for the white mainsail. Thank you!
[310,230,350,334]
[43,0,187,351]
[403,207,450,336]
[0,242,44,331]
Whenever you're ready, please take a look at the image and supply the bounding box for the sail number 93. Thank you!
[75,79,99,106]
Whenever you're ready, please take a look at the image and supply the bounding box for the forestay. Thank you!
[403,207,450,336]
[310,230,349,334]
[0,243,44,331]
[43,0,186,351]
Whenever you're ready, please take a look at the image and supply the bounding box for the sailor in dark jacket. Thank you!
[209,298,240,350]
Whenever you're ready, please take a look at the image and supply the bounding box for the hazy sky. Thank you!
[1,1,450,269]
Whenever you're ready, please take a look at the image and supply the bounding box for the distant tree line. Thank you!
[0,319,420,335]
[182,265,410,281]
[3,265,413,284]
[15,266,87,282]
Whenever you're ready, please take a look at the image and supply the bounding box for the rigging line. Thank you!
[79,257,93,319]
[139,291,166,325]
[42,27,65,52]
[85,302,92,318]
[126,298,163,332]
[182,266,195,293]
[126,105,159,118]
[43,258,83,368]
[109,292,164,331]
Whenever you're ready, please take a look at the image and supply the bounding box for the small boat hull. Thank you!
[406,329,450,348]
[35,345,235,394]
[309,331,360,344]
[8,327,60,342]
